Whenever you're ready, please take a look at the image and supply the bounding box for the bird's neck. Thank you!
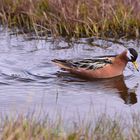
[118,51,128,63]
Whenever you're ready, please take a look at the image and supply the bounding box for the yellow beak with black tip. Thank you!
[132,61,139,72]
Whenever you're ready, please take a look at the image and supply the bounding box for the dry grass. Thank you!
[0,0,140,38]
[0,112,140,140]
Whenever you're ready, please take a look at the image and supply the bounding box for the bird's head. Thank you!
[127,48,139,71]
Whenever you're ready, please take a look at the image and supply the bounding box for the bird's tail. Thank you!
[52,59,71,70]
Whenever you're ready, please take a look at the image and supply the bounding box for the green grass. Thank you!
[1,112,140,140]
[0,0,140,38]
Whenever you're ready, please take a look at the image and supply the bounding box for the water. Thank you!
[0,28,140,121]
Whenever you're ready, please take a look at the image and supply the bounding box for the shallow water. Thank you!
[0,28,140,121]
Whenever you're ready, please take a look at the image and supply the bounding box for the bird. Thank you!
[52,48,139,79]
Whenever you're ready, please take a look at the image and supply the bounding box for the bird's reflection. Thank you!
[99,76,138,105]
[56,72,138,105]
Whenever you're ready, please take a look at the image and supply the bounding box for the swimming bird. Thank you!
[52,48,139,79]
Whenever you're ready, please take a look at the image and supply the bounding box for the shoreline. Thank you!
[1,111,140,140]
[0,0,140,38]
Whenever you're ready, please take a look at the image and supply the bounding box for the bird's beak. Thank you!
[132,61,139,72]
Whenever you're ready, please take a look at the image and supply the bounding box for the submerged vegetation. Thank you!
[0,112,140,140]
[0,0,140,38]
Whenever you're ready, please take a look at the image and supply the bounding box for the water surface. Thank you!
[0,28,140,121]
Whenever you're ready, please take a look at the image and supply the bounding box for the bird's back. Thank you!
[52,55,117,71]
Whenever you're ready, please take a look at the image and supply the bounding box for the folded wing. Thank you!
[52,56,115,71]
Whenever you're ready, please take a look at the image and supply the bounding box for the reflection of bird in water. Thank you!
[100,75,137,105]
[52,48,138,79]
[55,71,138,105]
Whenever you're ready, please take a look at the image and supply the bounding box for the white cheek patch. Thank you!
[127,50,133,60]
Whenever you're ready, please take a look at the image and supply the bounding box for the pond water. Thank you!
[0,27,140,121]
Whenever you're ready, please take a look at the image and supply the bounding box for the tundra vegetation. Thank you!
[0,0,140,38]
[1,112,140,140]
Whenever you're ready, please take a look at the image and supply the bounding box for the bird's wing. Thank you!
[52,55,116,70]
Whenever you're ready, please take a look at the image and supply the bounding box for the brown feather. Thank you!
[52,59,71,70]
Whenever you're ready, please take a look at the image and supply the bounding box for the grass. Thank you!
[0,0,140,38]
[0,112,140,140]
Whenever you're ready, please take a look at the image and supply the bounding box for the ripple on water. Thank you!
[0,29,139,121]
